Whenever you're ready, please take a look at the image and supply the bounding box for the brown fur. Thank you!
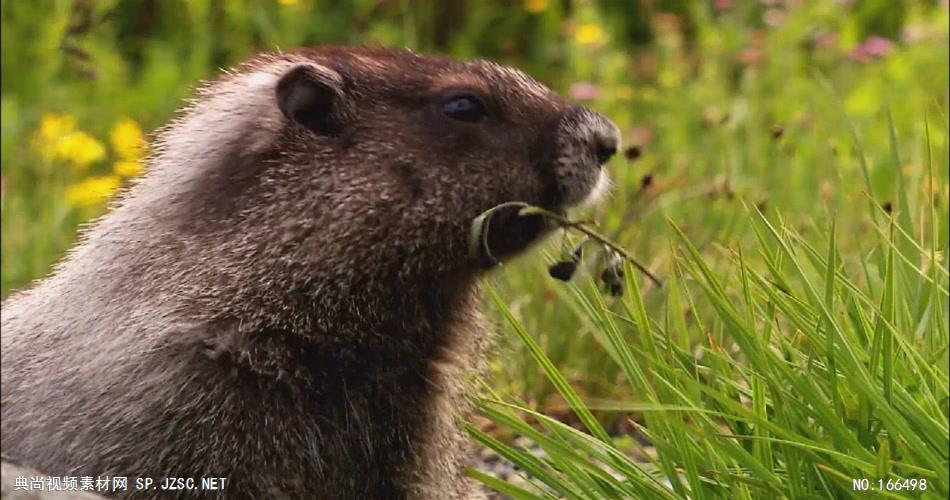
[1,47,618,499]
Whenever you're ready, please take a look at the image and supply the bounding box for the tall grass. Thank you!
[468,6,947,496]
[471,112,949,497]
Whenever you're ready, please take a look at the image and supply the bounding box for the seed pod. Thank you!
[571,245,584,263]
[548,261,577,281]
[599,248,625,296]
[601,264,624,286]
[770,124,785,139]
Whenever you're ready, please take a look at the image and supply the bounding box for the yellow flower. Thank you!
[65,175,121,207]
[37,113,76,143]
[113,159,144,178]
[278,0,299,5]
[32,113,74,159]
[32,113,106,170]
[524,0,547,13]
[53,131,106,170]
[110,118,148,161]
[575,23,605,46]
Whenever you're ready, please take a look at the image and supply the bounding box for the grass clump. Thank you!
[472,113,949,496]
[468,3,947,498]
[473,193,948,497]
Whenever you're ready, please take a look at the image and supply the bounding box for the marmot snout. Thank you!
[553,106,619,206]
[1,47,619,499]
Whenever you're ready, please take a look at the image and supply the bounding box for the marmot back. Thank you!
[1,46,619,499]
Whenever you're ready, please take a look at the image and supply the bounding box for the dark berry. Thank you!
[548,261,577,281]
[624,145,642,161]
[640,173,654,189]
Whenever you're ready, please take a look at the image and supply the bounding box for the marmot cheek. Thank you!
[579,169,611,208]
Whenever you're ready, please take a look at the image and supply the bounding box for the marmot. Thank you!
[1,47,619,499]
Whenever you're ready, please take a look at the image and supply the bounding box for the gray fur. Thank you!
[1,47,619,499]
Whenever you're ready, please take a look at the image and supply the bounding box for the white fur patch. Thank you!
[580,169,611,208]
[245,71,279,89]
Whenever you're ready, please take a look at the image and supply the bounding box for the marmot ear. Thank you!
[276,64,346,136]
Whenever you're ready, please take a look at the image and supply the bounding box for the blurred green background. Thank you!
[2,0,948,435]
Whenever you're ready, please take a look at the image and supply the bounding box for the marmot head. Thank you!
[151,47,618,292]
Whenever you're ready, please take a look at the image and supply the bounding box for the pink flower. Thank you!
[763,8,785,27]
[569,83,599,101]
[862,36,894,57]
[849,36,895,63]
[848,46,871,63]
[628,124,654,147]
[737,48,765,66]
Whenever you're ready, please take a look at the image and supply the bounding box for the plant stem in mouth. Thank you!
[469,202,663,289]
[518,205,663,289]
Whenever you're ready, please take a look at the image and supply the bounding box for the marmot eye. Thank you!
[441,95,486,122]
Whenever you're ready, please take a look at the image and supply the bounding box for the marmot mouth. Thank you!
[473,187,569,269]
[472,170,605,269]
[475,204,553,268]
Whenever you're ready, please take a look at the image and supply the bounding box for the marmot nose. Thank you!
[559,107,621,169]
[568,107,621,167]
[595,135,618,165]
